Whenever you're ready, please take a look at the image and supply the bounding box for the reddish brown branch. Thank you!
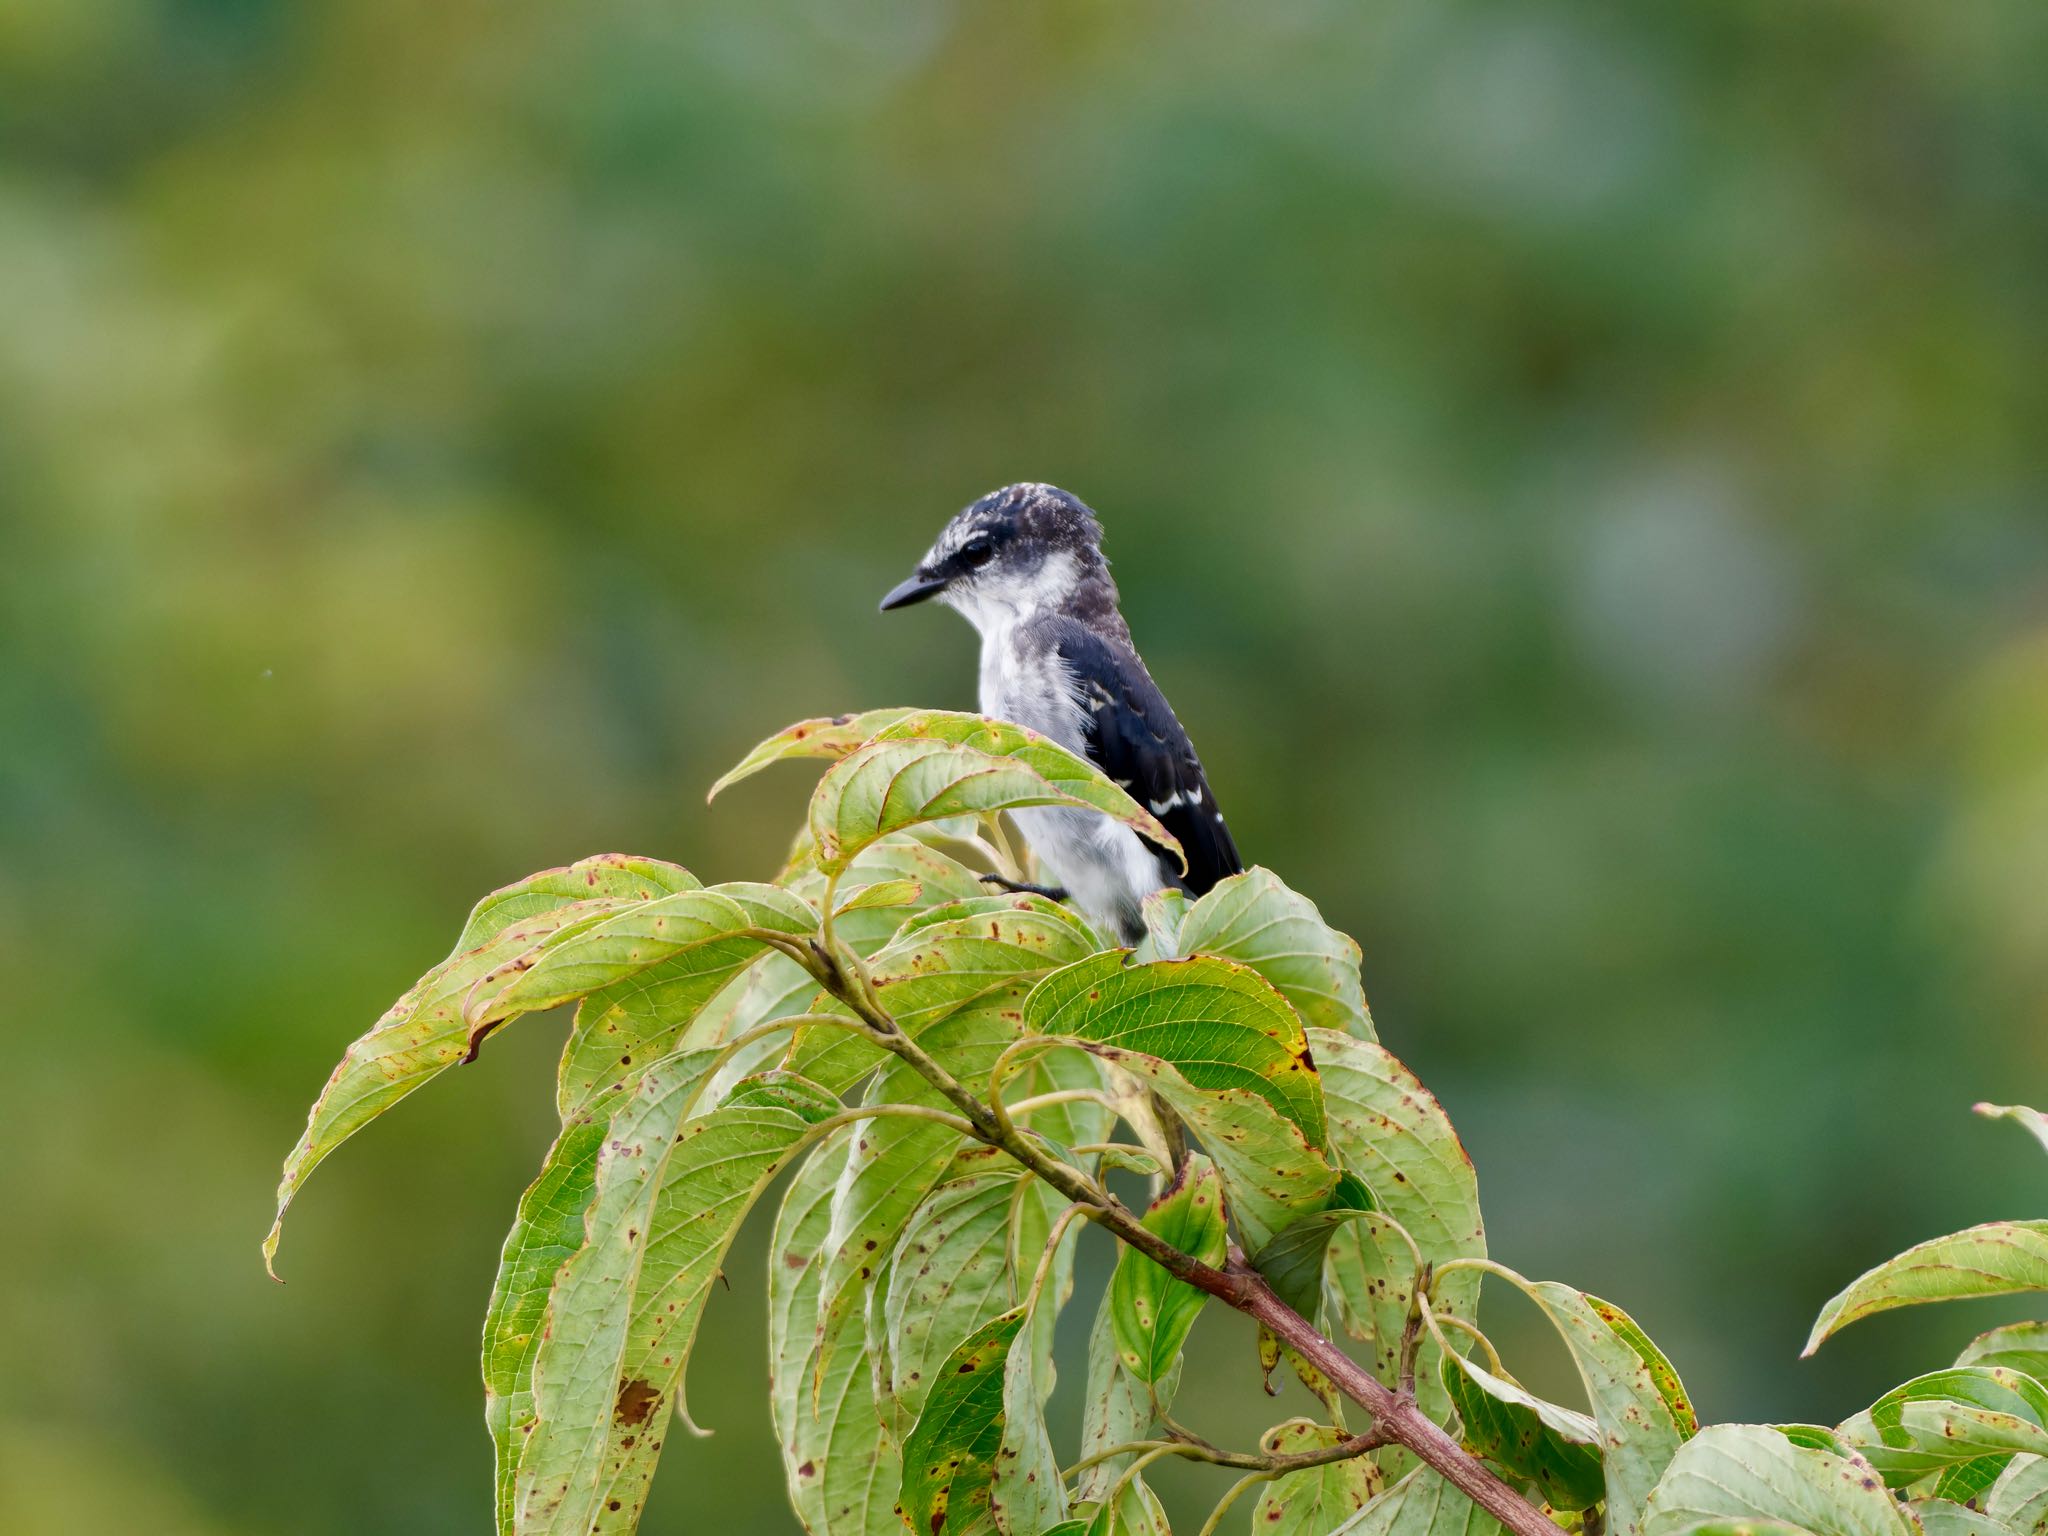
[802,933,1560,1536]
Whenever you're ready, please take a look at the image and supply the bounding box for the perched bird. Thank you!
[880,482,1241,942]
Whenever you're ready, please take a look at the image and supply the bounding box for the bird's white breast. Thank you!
[973,610,1164,941]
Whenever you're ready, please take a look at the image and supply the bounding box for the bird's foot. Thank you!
[979,873,1070,901]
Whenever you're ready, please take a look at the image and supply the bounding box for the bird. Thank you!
[879,482,1241,943]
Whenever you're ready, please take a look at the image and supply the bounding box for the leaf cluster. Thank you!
[267,711,2048,1536]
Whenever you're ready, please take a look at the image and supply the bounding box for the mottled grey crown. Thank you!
[935,482,1105,564]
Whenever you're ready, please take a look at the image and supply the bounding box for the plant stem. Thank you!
[1197,1473,1268,1536]
[799,932,1562,1536]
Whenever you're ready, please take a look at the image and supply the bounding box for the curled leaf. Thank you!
[1805,1223,2048,1356]
[708,708,922,800]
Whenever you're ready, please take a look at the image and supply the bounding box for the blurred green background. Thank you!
[4,0,2046,1530]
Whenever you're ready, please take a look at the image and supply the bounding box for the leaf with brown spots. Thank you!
[1957,1322,2048,1384]
[1641,1425,1919,1536]
[1108,1156,1228,1385]
[512,1065,840,1535]
[1315,1027,1486,1443]
[1351,1467,1512,1536]
[790,892,1102,1096]
[769,1128,903,1536]
[1028,951,1326,1149]
[1984,1454,2048,1534]
[803,896,1106,1393]
[1836,1368,2048,1488]
[809,721,1178,878]
[1073,1283,1177,1505]
[1806,1224,2048,1358]
[463,882,816,1054]
[899,1309,1027,1536]
[1252,1418,1386,1536]
[1484,1275,1696,1536]
[1177,866,1376,1040]
[263,854,699,1277]
[885,1170,1030,1428]
[708,708,924,801]
[483,1114,608,1534]
[1084,1039,1337,1252]
[1438,1348,1605,1511]
[990,1211,1075,1536]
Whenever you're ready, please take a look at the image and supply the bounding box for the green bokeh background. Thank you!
[4,1,2046,1530]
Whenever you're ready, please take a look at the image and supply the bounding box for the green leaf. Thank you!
[263,854,698,1275]
[808,834,1003,947]
[1012,1177,1087,1410]
[873,712,1186,871]
[1337,1466,1507,1536]
[886,1166,1029,1426]
[512,1064,840,1534]
[1909,1500,2018,1536]
[1933,1455,2015,1506]
[1075,1286,1176,1503]
[791,892,1100,1096]
[1961,1325,2048,1383]
[836,878,925,914]
[483,1117,607,1535]
[991,1225,1076,1536]
[813,1091,968,1389]
[708,708,924,799]
[1007,1043,1115,1159]
[1486,1278,1697,1536]
[876,895,1105,1036]
[1439,1348,1606,1511]
[1133,888,1189,961]
[1108,1156,1228,1384]
[553,943,811,1118]
[1177,867,1375,1039]
[900,1309,1027,1536]
[1641,1424,1919,1536]
[1093,1146,1166,1178]
[1804,1224,2048,1356]
[1315,1028,1485,1432]
[464,881,817,1044]
[1074,1039,1336,1250]
[770,1129,904,1536]
[1659,1525,1821,1536]
[450,855,701,946]
[1252,1172,1375,1321]
[1028,951,1326,1148]
[1987,1455,2048,1535]
[1254,1419,1385,1536]
[810,726,1178,877]
[1978,1104,2048,1161]
[1079,1477,1171,1536]
[1836,1369,2048,1487]
[805,897,1104,1384]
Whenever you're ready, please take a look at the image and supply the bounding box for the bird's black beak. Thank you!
[879,570,947,612]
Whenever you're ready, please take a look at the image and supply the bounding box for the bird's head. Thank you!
[880,482,1110,629]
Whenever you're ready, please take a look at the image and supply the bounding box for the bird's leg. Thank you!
[979,873,1070,901]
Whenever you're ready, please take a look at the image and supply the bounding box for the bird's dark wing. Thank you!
[1051,620,1243,897]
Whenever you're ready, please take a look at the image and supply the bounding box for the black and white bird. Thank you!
[880,482,1241,943]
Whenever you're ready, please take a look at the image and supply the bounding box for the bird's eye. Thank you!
[960,537,995,569]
